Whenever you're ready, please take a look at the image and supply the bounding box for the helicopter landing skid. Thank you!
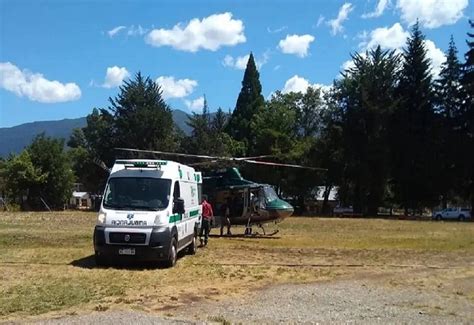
[244,222,279,237]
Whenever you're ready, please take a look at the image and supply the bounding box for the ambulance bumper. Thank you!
[93,226,172,262]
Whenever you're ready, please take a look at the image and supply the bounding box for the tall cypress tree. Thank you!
[391,22,437,211]
[226,53,264,150]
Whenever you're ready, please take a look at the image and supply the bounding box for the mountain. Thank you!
[0,109,193,157]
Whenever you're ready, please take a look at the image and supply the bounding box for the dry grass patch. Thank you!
[0,212,473,321]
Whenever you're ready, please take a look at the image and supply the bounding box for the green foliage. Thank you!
[433,37,466,206]
[251,91,298,156]
[391,22,438,210]
[110,72,178,151]
[460,20,474,211]
[332,46,400,214]
[27,134,75,209]
[226,53,265,149]
[1,134,74,210]
[184,99,245,158]
[75,72,180,191]
[1,151,46,205]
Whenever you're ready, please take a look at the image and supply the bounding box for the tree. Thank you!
[184,95,213,155]
[249,90,324,210]
[0,151,46,208]
[434,36,464,206]
[78,72,180,191]
[226,53,265,151]
[212,107,228,133]
[391,22,437,211]
[333,46,400,215]
[111,72,178,151]
[460,20,474,212]
[27,134,75,209]
[184,100,245,157]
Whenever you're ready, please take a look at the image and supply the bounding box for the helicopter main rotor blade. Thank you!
[115,148,218,159]
[243,159,328,171]
[188,160,219,166]
[115,147,271,161]
[92,157,111,173]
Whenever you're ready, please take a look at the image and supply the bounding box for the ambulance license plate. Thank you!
[119,248,135,255]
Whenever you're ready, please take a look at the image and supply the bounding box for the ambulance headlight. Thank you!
[97,212,106,225]
[154,215,164,225]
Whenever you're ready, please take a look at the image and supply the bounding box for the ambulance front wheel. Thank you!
[165,237,177,268]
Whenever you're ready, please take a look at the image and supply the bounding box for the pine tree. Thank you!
[334,46,400,215]
[460,20,474,213]
[111,72,177,151]
[434,36,464,206]
[185,95,213,155]
[212,107,228,133]
[461,20,474,96]
[391,22,437,211]
[226,53,264,149]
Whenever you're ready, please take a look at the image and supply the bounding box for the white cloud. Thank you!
[222,54,250,70]
[145,12,246,52]
[424,39,446,78]
[317,15,325,27]
[363,23,409,50]
[102,66,130,88]
[155,76,198,99]
[396,0,468,28]
[282,75,330,94]
[341,59,356,72]
[0,62,81,103]
[184,96,205,112]
[343,24,445,78]
[278,34,315,58]
[127,25,148,36]
[222,52,269,70]
[362,0,390,18]
[328,3,354,35]
[107,26,126,37]
[267,26,287,33]
[107,25,148,38]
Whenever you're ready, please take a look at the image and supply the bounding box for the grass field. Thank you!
[1,211,473,321]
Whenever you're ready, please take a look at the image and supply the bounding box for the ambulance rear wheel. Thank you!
[165,237,177,268]
[187,235,197,255]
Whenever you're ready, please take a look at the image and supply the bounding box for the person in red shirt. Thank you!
[200,195,213,246]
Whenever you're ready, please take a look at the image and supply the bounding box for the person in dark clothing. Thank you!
[199,195,213,246]
[220,198,232,236]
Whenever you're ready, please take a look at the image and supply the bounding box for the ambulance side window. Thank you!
[198,184,202,203]
[173,181,180,199]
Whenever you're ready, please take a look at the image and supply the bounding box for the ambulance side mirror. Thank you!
[173,198,185,214]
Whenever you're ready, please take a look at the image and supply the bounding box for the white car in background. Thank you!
[432,207,471,221]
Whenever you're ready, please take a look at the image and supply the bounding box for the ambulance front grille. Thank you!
[109,232,146,244]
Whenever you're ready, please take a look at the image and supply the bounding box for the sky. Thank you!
[0,0,472,127]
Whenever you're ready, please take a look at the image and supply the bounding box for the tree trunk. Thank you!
[322,185,332,215]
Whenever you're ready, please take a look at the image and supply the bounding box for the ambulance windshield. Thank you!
[103,177,171,211]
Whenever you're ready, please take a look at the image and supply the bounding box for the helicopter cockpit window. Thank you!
[263,186,278,203]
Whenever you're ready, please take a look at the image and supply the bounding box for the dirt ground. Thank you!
[1,212,473,323]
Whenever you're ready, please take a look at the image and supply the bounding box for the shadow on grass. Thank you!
[70,253,186,270]
[208,234,280,240]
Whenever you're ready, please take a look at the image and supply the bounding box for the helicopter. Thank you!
[113,148,326,236]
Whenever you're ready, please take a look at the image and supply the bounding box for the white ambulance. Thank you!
[93,159,202,267]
